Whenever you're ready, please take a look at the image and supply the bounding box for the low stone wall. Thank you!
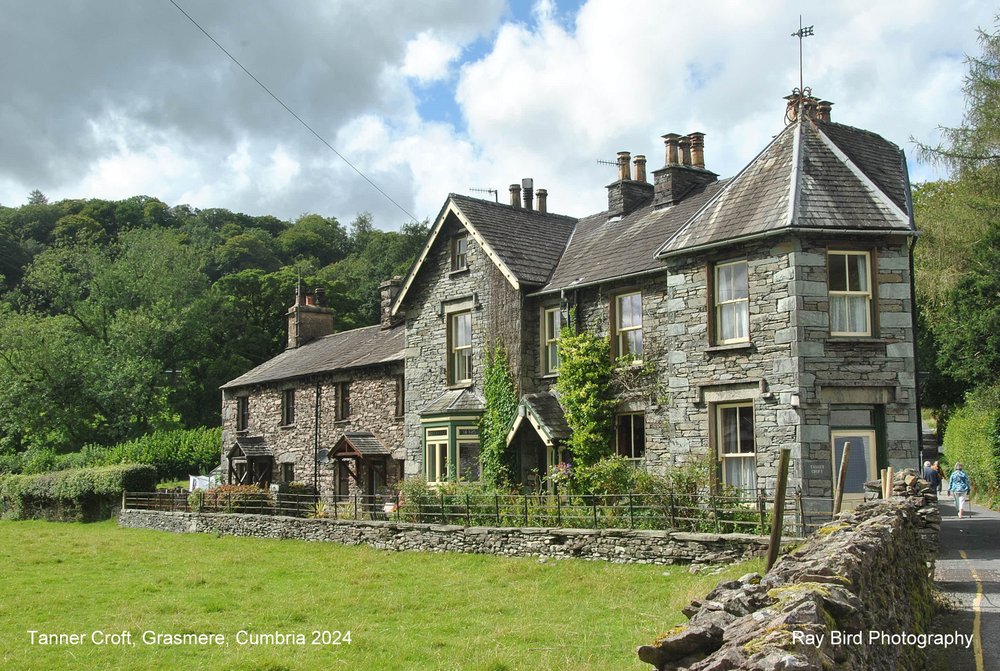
[118,509,773,565]
[637,470,941,671]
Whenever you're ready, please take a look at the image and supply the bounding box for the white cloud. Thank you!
[401,31,462,83]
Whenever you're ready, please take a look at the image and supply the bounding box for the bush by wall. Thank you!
[0,464,157,521]
[942,385,1000,506]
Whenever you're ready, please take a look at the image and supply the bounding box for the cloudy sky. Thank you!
[1,0,995,228]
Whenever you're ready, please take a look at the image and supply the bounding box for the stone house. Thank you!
[221,91,919,504]
[391,92,918,502]
[220,283,406,502]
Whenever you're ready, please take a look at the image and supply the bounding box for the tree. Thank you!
[914,17,1000,398]
[27,190,48,205]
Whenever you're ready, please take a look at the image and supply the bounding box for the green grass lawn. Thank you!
[0,520,762,670]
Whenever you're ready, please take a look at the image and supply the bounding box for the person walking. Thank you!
[923,460,941,493]
[948,463,972,518]
[932,460,944,493]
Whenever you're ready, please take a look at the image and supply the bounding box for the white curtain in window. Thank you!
[831,295,867,333]
[724,456,757,494]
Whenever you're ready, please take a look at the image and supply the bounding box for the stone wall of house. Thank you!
[637,472,940,671]
[401,211,519,475]
[118,508,771,565]
[525,233,917,499]
[221,363,404,501]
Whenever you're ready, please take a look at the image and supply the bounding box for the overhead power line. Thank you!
[168,0,419,223]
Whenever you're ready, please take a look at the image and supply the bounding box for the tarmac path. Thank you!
[927,495,1000,670]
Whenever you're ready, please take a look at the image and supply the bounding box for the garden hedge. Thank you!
[0,464,157,521]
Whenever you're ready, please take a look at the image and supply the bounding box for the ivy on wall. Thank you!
[554,325,617,467]
[480,344,518,487]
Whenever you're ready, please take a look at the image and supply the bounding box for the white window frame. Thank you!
[828,251,872,337]
[425,427,450,484]
[451,234,468,271]
[714,260,749,344]
[717,402,756,494]
[614,291,643,360]
[542,306,562,375]
[615,413,645,460]
[448,311,473,385]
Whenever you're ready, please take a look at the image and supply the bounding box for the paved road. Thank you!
[928,495,1000,670]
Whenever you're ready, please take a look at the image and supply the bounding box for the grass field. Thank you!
[0,520,762,670]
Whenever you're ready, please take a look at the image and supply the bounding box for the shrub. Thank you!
[942,385,1000,506]
[202,485,273,514]
[555,326,616,466]
[0,464,157,521]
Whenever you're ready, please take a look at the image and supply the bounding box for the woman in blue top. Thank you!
[948,463,972,518]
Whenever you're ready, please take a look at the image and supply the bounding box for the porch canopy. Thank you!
[505,392,571,448]
[330,432,391,460]
[227,436,274,487]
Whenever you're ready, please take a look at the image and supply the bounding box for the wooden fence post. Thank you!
[765,448,792,572]
[833,441,851,517]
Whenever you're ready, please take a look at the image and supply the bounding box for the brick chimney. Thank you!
[784,90,832,124]
[607,150,654,218]
[652,131,718,207]
[379,276,403,330]
[287,283,334,348]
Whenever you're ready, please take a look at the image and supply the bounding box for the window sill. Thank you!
[279,424,296,430]
[540,373,559,380]
[447,382,473,390]
[448,267,470,277]
[333,419,350,425]
[824,337,890,345]
[706,342,754,353]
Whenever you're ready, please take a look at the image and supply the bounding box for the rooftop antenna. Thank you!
[596,159,617,167]
[791,16,814,97]
[469,187,498,202]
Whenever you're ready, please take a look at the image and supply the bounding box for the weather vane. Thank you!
[791,16,814,96]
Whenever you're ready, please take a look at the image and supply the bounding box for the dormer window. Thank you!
[451,234,468,271]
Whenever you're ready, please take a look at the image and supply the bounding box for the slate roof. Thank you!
[510,392,571,446]
[656,118,913,257]
[332,432,391,457]
[449,194,578,286]
[540,180,727,292]
[220,324,404,390]
[229,436,272,458]
[418,387,485,416]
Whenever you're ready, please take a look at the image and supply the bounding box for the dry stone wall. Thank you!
[637,470,940,671]
[118,509,771,566]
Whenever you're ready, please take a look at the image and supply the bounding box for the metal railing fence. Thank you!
[124,488,837,537]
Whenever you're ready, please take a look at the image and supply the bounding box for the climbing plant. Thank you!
[554,325,616,466]
[479,344,518,487]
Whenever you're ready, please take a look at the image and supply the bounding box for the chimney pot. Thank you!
[678,137,691,166]
[662,133,681,166]
[687,133,705,169]
[522,177,534,212]
[536,188,548,213]
[633,155,647,183]
[617,151,632,181]
[816,100,833,122]
[509,184,522,208]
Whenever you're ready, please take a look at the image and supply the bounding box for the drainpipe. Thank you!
[314,383,321,493]
[902,151,923,467]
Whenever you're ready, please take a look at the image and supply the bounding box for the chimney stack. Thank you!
[652,130,717,207]
[522,178,534,212]
[536,188,548,214]
[509,183,522,208]
[379,276,404,330]
[287,285,334,349]
[816,100,833,122]
[634,155,647,183]
[607,150,653,218]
